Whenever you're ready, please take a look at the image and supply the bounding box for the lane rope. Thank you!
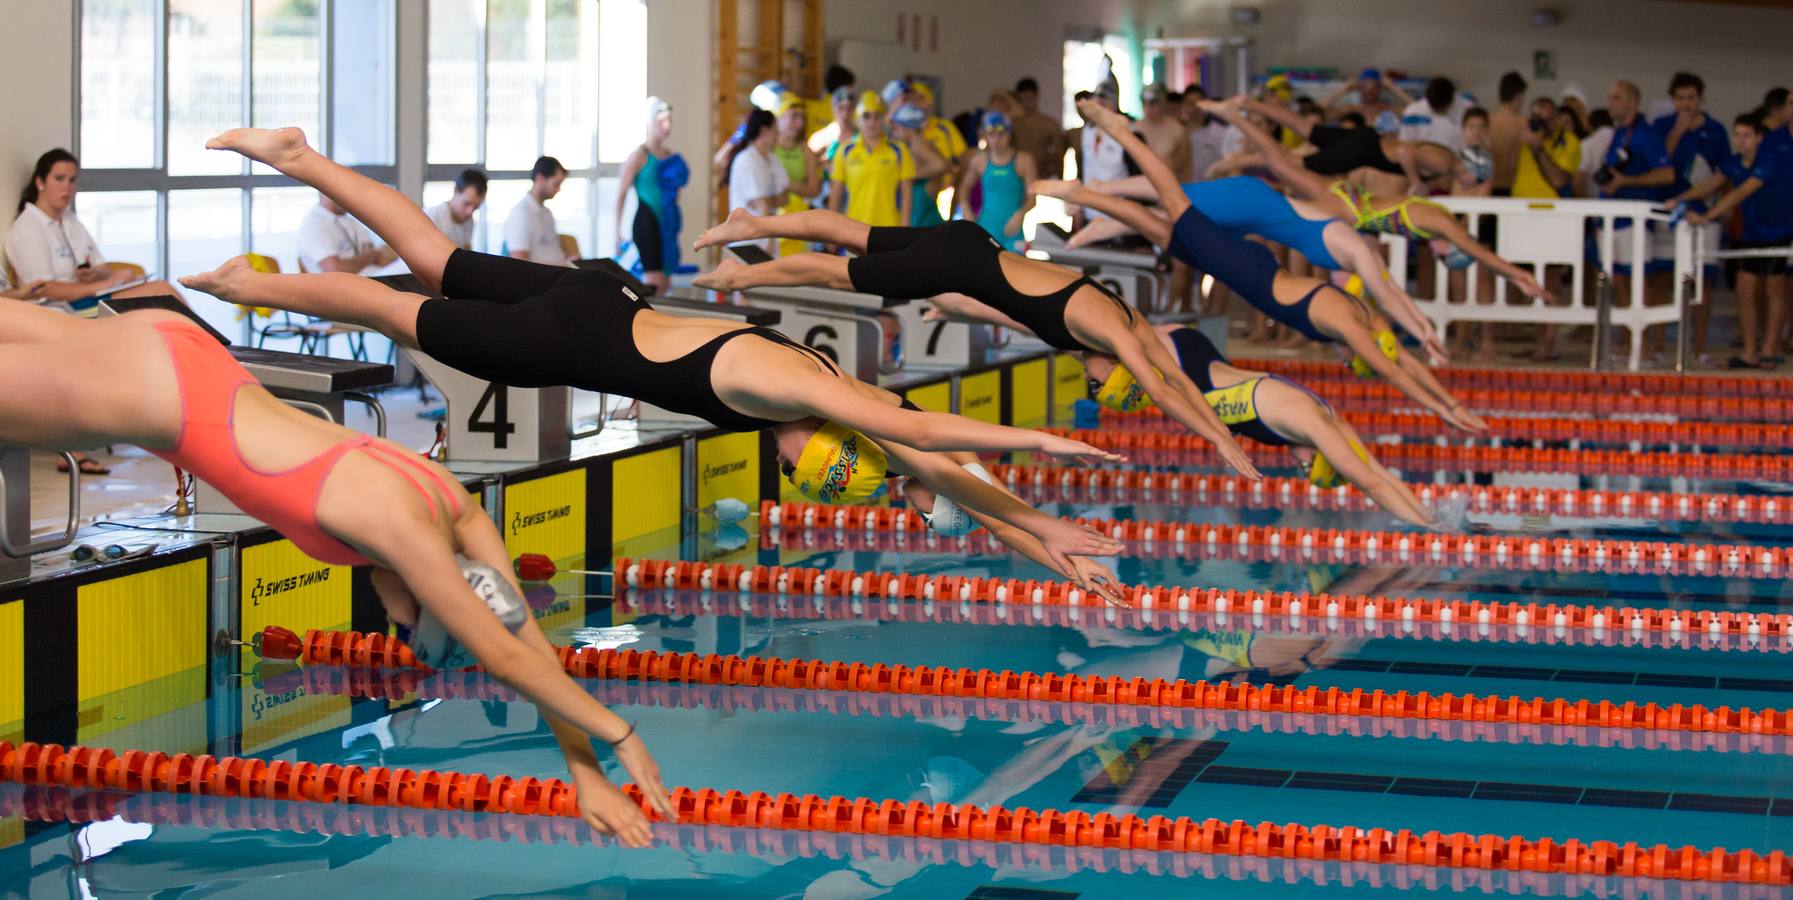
[1097,407,1793,448]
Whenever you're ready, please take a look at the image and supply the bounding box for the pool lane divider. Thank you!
[1232,358,1793,400]
[989,463,1792,525]
[267,623,1793,737]
[2,787,1754,893]
[265,666,1793,757]
[1043,428,1793,479]
[1099,407,1793,448]
[760,500,1793,578]
[2,740,1785,883]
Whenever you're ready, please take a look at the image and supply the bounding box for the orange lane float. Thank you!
[1096,406,1793,448]
[758,499,1793,578]
[987,463,1793,525]
[1230,358,1793,400]
[3,767,1778,885]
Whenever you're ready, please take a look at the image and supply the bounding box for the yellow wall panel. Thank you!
[77,560,208,741]
[0,600,19,744]
[697,432,761,510]
[612,447,682,550]
[958,371,1001,424]
[1052,353,1085,424]
[905,381,952,413]
[1010,358,1049,428]
[503,467,588,562]
[240,539,353,646]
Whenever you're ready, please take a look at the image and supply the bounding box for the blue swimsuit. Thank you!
[1167,206,1334,343]
[1183,176,1343,270]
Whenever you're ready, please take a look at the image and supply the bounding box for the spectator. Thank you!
[890,104,952,226]
[503,156,570,265]
[1180,85,1229,181]
[1011,77,1066,178]
[808,86,858,157]
[1577,108,1615,197]
[900,81,967,223]
[1324,68,1400,125]
[1449,107,1501,362]
[1670,113,1793,369]
[805,64,855,145]
[1137,83,1192,181]
[771,95,824,257]
[1512,98,1578,199]
[5,149,176,306]
[828,92,914,228]
[1456,107,1497,195]
[956,110,1037,252]
[616,97,687,293]
[426,168,487,252]
[1558,84,1591,134]
[1488,71,1529,195]
[1392,76,1470,149]
[1759,87,1791,157]
[724,109,789,253]
[1652,72,1728,362]
[1597,80,1675,355]
[298,191,395,275]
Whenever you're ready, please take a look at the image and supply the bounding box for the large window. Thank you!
[427,0,643,258]
[76,0,396,340]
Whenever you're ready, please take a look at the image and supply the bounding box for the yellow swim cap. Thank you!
[856,91,886,117]
[790,421,888,504]
[776,92,806,118]
[910,81,935,107]
[1308,438,1372,488]
[1348,329,1401,378]
[1265,74,1293,99]
[1088,364,1156,412]
[1342,273,1365,298]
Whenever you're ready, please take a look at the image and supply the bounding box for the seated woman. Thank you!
[1040,99,1486,434]
[1205,100,1552,305]
[180,128,1124,594]
[1085,324,1436,527]
[0,299,675,846]
[690,215,1262,481]
[6,150,186,306]
[1066,174,1445,362]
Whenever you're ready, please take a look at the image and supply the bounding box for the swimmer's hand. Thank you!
[1443,402,1491,435]
[1214,438,1263,482]
[1075,98,1130,135]
[574,771,658,848]
[1035,517,1124,564]
[1036,434,1126,466]
[1028,179,1081,201]
[1511,270,1553,303]
[1423,333,1451,367]
[1063,557,1129,607]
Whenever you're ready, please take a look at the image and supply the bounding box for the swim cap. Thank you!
[891,104,928,130]
[1374,110,1401,135]
[645,96,672,132]
[408,555,529,671]
[1359,68,1382,82]
[831,86,855,106]
[880,79,910,106]
[980,110,1012,133]
[856,91,886,117]
[776,92,806,118]
[1342,273,1365,298]
[909,81,934,107]
[1348,329,1401,378]
[1086,364,1156,413]
[1264,74,1293,99]
[1308,439,1372,488]
[790,421,889,504]
[1441,246,1475,270]
[750,80,788,112]
[920,463,994,537]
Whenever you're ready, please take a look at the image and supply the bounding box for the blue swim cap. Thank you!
[1360,68,1382,82]
[891,104,927,130]
[981,110,1012,132]
[1374,110,1401,134]
[750,80,788,112]
[881,79,910,106]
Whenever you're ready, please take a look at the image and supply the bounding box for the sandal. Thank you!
[1728,356,1759,370]
[55,457,112,475]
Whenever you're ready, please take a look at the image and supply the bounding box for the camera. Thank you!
[1528,115,1548,133]
[1594,146,1633,186]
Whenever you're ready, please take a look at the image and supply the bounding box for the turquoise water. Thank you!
[5,470,1791,897]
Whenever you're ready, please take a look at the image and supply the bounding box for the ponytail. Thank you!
[19,149,77,215]
[725,109,777,176]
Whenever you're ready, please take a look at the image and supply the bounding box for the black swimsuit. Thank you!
[416,249,836,432]
[846,220,1135,353]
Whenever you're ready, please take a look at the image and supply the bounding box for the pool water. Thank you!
[5,459,1792,898]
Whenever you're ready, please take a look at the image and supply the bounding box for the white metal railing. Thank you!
[1386,196,1693,371]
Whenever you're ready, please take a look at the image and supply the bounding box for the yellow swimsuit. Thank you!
[1329,180,1444,241]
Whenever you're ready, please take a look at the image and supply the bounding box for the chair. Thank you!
[109,261,147,279]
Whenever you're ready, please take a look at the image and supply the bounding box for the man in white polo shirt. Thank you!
[503,156,571,265]
[297,193,394,274]
[426,168,487,251]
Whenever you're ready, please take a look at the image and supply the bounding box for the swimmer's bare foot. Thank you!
[205,127,312,170]
[1076,99,1130,135]
[179,255,260,303]
[694,208,760,251]
[692,258,748,291]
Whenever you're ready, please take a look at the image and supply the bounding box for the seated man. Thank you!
[504,156,571,265]
[426,168,488,251]
[298,192,395,274]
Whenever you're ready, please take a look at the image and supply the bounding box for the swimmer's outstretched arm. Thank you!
[358,515,674,844]
[203,128,456,292]
[1413,208,1551,301]
[1202,103,1334,201]
[1393,348,1489,433]
[1325,229,1446,362]
[1283,410,1434,527]
[1111,321,1262,480]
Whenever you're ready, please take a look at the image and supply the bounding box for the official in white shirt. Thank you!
[503,156,571,266]
[5,148,175,305]
[426,168,487,251]
[725,109,791,253]
[297,193,394,274]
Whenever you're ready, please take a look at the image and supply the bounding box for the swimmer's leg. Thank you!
[692,252,853,292]
[183,257,430,347]
[695,208,873,253]
[204,127,456,291]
